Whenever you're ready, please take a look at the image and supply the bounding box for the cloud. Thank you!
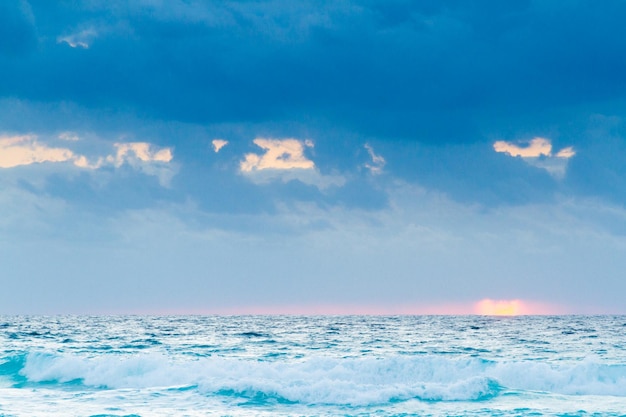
[212,139,228,153]
[493,137,553,158]
[57,28,97,49]
[109,142,173,166]
[0,134,175,185]
[2,2,626,315]
[2,0,626,147]
[107,142,175,186]
[8,181,622,314]
[241,138,315,172]
[4,1,626,147]
[240,138,344,189]
[556,147,575,158]
[364,143,385,174]
[0,135,77,168]
[493,137,576,179]
[58,132,80,141]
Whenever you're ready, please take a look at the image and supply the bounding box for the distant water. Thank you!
[1,316,626,416]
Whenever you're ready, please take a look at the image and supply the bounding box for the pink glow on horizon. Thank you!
[114,300,571,316]
[142,302,490,315]
[474,299,566,316]
[128,303,471,316]
[193,303,479,315]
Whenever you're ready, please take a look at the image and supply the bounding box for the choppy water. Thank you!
[1,315,626,416]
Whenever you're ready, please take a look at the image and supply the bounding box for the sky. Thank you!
[1,0,626,314]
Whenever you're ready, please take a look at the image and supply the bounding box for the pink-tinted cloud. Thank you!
[212,139,228,153]
[240,138,315,172]
[493,137,576,178]
[0,135,76,168]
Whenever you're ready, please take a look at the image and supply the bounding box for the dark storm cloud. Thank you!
[5,1,626,140]
[3,0,626,210]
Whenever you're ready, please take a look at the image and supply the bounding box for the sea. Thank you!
[1,315,625,417]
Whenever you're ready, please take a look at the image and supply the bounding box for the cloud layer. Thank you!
[1,1,626,313]
[0,133,174,186]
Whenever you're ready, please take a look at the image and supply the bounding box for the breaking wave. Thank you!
[1,353,625,406]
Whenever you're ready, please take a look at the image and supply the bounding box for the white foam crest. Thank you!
[194,357,499,405]
[493,359,626,396]
[19,353,626,405]
[22,352,192,388]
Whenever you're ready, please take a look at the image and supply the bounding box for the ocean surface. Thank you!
[1,315,626,417]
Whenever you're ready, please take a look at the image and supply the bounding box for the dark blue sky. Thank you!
[1,0,625,314]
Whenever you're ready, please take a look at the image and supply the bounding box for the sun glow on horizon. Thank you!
[475,299,524,316]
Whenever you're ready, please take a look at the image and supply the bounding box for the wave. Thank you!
[2,353,626,406]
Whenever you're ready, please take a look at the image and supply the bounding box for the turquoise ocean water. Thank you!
[1,315,626,416]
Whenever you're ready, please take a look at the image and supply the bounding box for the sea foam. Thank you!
[10,352,626,406]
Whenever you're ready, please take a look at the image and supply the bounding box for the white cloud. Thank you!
[107,142,175,186]
[364,143,385,174]
[72,155,103,169]
[240,138,344,189]
[241,138,315,172]
[493,137,576,179]
[58,132,80,141]
[212,139,228,153]
[57,28,97,49]
[556,146,575,158]
[109,142,173,166]
[0,135,77,168]
[0,134,175,185]
[493,137,553,157]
